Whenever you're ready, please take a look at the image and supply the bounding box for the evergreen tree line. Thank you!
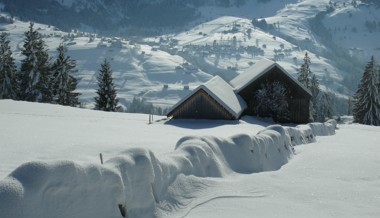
[0,22,79,106]
[0,22,171,115]
[0,22,118,113]
[297,52,336,122]
[352,56,380,126]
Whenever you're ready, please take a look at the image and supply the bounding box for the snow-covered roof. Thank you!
[229,58,312,96]
[167,76,247,119]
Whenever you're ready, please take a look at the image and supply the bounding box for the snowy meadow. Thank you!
[1,100,379,218]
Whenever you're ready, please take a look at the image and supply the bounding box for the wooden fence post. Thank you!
[99,153,103,164]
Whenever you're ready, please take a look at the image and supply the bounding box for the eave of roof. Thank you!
[229,58,312,96]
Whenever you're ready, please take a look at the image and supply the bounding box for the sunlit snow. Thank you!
[1,100,379,218]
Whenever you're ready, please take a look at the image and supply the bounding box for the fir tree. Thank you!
[297,52,318,121]
[310,74,322,120]
[51,43,80,106]
[0,32,18,99]
[353,56,380,126]
[94,59,119,112]
[18,22,52,102]
[128,97,154,114]
[310,74,320,98]
[315,91,335,122]
[347,96,354,116]
[297,52,312,89]
[351,0,358,8]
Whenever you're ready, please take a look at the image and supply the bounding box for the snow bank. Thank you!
[0,121,336,218]
[285,119,337,146]
[0,161,125,218]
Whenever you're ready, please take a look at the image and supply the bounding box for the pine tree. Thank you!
[347,96,353,116]
[353,56,380,126]
[0,32,18,99]
[310,74,322,120]
[94,59,119,112]
[310,74,320,98]
[297,52,317,121]
[297,52,312,89]
[351,0,357,8]
[51,43,80,106]
[18,22,52,102]
[315,91,335,122]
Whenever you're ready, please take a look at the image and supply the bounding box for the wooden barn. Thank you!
[166,76,247,120]
[229,59,312,123]
[167,59,312,124]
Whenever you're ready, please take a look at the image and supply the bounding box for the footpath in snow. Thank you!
[0,117,336,218]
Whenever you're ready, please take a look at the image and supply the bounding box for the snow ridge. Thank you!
[0,121,336,218]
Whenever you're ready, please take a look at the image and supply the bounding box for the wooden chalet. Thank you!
[166,76,247,120]
[229,59,312,123]
[167,59,312,124]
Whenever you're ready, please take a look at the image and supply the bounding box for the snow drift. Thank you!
[0,120,336,218]
[285,119,337,146]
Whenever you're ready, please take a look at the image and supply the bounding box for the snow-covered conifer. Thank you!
[297,52,316,121]
[0,32,18,99]
[94,59,119,112]
[297,52,312,89]
[253,80,289,121]
[51,43,80,106]
[297,52,327,121]
[19,22,52,102]
[310,74,320,98]
[353,56,380,125]
[310,74,322,120]
[347,96,354,116]
[315,91,335,122]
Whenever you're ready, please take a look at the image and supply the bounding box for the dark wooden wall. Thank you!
[168,89,234,120]
[238,66,311,124]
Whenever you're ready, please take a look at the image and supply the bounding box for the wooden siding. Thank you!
[168,89,234,120]
[288,98,310,124]
[238,66,311,124]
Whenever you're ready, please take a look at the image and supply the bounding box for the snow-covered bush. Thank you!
[253,80,289,121]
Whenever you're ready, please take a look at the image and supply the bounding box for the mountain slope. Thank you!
[0,0,379,113]
[0,0,249,34]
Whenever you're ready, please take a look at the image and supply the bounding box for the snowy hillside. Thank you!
[0,0,379,111]
[170,0,380,94]
[1,100,379,218]
[0,17,212,108]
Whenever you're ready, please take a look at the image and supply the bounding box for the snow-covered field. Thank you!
[0,100,268,179]
[1,100,379,218]
[1,1,380,216]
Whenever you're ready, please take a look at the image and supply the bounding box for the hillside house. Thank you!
[167,59,312,123]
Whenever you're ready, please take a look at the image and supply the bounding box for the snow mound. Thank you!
[0,161,125,218]
[285,119,337,146]
[0,121,336,218]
